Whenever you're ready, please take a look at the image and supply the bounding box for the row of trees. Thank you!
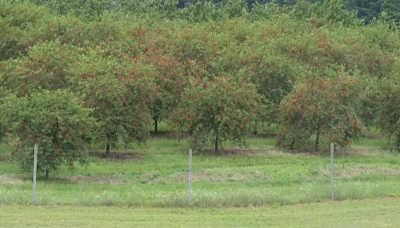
[26,0,400,24]
[1,0,400,176]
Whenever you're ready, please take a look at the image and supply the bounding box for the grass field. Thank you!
[1,198,400,227]
[1,130,400,226]
[1,133,400,208]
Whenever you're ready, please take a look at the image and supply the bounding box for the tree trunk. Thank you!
[215,134,219,153]
[253,126,258,136]
[154,119,158,134]
[315,132,320,152]
[45,170,49,179]
[106,142,110,157]
[290,140,295,150]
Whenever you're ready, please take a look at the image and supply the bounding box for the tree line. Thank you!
[27,0,400,24]
[1,0,400,177]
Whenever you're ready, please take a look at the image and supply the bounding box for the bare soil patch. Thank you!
[89,151,142,161]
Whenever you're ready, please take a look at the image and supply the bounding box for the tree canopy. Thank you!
[0,90,96,177]
[1,0,400,176]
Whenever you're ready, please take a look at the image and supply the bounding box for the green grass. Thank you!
[1,136,400,208]
[1,198,400,227]
[156,121,175,132]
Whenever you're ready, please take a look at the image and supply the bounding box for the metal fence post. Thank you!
[33,144,38,204]
[189,149,193,204]
[331,143,334,200]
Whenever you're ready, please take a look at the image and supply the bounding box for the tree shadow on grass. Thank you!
[89,151,143,162]
[194,147,266,157]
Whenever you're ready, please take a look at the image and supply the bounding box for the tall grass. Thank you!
[1,135,400,208]
[1,180,399,207]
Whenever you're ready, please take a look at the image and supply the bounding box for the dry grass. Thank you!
[200,145,389,158]
[0,175,24,184]
[0,173,130,185]
[0,155,9,162]
[335,147,382,156]
[320,165,400,178]
[199,147,288,157]
[151,168,273,183]
[279,146,389,157]
[58,174,127,185]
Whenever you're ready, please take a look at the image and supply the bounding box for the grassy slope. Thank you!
[1,198,400,227]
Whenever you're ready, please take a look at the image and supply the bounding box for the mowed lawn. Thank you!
[1,198,400,227]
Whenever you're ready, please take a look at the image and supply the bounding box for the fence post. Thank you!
[189,149,192,205]
[330,143,334,201]
[33,144,38,204]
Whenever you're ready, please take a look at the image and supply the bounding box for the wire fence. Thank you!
[1,142,400,207]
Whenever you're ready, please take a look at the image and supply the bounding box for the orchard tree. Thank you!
[222,0,249,18]
[140,51,187,133]
[0,41,80,96]
[291,0,362,27]
[71,50,155,157]
[0,1,54,60]
[219,45,299,124]
[375,78,400,151]
[0,85,6,142]
[182,0,220,23]
[0,90,96,178]
[278,72,363,151]
[171,77,263,152]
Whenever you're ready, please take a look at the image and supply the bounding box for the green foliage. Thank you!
[0,41,80,96]
[18,0,400,25]
[0,0,53,60]
[343,0,400,24]
[247,2,288,21]
[343,0,381,22]
[182,0,219,23]
[171,77,263,151]
[375,78,400,150]
[0,86,6,142]
[291,0,363,26]
[32,0,155,20]
[0,90,96,176]
[381,0,400,25]
[222,0,249,18]
[278,72,363,150]
[140,51,188,132]
[70,50,156,154]
[1,0,400,155]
